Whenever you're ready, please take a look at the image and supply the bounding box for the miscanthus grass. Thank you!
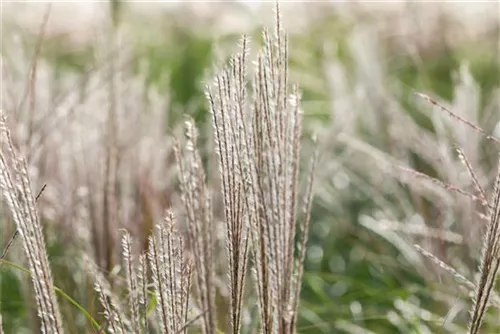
[413,93,500,334]
[1,2,499,333]
[0,3,317,333]
[380,92,500,334]
[0,113,63,333]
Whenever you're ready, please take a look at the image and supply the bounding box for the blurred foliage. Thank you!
[142,28,214,126]
[0,267,27,333]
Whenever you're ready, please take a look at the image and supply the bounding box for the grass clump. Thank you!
[0,3,316,333]
[1,2,500,334]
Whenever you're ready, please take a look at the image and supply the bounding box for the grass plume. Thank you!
[206,4,317,332]
[0,112,63,333]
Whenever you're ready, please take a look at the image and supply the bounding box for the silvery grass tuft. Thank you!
[0,3,316,333]
[174,121,217,334]
[403,93,500,334]
[175,2,317,332]
[0,112,63,334]
[421,95,500,334]
[205,6,317,332]
[89,3,317,332]
[353,91,500,333]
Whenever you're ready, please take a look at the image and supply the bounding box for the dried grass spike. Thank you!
[0,112,63,334]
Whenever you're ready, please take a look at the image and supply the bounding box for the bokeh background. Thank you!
[1,1,500,333]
